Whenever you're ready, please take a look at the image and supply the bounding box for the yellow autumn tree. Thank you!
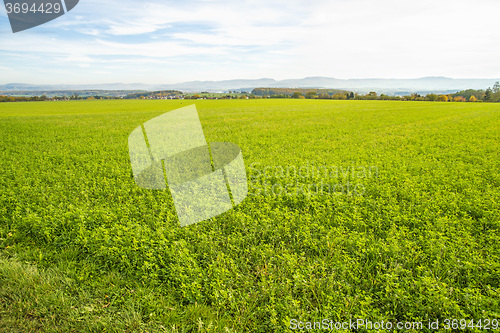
[469,95,477,102]
[438,95,448,102]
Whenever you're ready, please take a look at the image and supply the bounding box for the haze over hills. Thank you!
[1,77,499,95]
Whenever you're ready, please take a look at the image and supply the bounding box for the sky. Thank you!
[1,0,499,84]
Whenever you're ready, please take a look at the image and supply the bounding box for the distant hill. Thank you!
[0,89,145,98]
[0,83,159,92]
[125,90,183,99]
[156,77,500,94]
[251,88,348,97]
[1,77,499,95]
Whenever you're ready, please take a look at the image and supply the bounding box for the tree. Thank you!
[453,96,465,102]
[349,92,355,100]
[469,95,477,102]
[292,92,303,99]
[438,95,448,102]
[492,82,500,102]
[484,88,492,102]
[493,81,500,93]
[305,91,317,99]
[451,89,484,100]
[426,94,438,101]
[332,92,346,100]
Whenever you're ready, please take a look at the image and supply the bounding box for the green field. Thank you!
[1,99,499,332]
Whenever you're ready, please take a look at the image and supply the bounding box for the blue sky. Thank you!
[1,0,499,84]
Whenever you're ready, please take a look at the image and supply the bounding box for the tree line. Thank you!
[0,94,121,102]
[251,82,500,102]
[124,90,183,99]
[2,82,499,102]
[251,88,350,98]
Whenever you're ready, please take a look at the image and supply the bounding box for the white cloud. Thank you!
[0,0,499,83]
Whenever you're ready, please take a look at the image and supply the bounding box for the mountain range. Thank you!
[1,77,499,95]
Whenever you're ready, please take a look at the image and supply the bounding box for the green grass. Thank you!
[1,99,499,332]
